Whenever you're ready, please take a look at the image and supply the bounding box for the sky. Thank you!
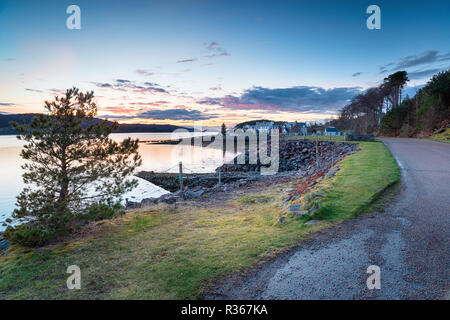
[0,0,449,127]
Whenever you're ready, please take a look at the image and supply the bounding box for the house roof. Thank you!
[289,123,307,132]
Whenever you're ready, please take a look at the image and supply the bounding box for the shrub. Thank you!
[5,202,124,247]
[78,202,125,223]
[3,225,59,247]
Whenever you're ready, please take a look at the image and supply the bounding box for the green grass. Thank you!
[312,142,400,220]
[0,141,399,300]
[429,128,450,143]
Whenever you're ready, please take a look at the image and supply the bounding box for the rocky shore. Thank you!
[221,139,357,172]
[131,140,358,209]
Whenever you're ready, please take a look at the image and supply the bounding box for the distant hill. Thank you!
[0,113,193,135]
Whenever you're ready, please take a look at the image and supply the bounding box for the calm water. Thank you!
[0,132,229,230]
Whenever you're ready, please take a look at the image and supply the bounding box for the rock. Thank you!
[0,239,10,252]
[289,203,302,212]
[187,189,204,199]
[313,193,325,198]
[305,219,319,225]
[292,210,309,216]
[326,167,339,177]
[141,198,157,207]
[161,197,177,204]
[5,218,12,223]
[125,200,141,209]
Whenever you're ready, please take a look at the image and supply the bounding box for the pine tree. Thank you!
[11,88,142,231]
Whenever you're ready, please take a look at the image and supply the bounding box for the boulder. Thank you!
[313,193,326,198]
[161,197,177,204]
[187,189,204,199]
[289,203,302,212]
[0,239,9,253]
[125,200,141,209]
[141,198,157,207]
[293,210,309,216]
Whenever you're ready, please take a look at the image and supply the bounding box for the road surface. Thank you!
[209,138,449,299]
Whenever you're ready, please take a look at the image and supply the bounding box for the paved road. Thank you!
[209,139,449,300]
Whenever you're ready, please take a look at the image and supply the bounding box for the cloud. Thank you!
[203,41,230,59]
[198,86,361,113]
[380,50,450,73]
[438,52,450,62]
[205,41,221,50]
[101,108,217,121]
[408,68,444,80]
[92,79,168,94]
[135,69,153,76]
[101,106,139,114]
[136,109,216,120]
[0,103,16,106]
[177,58,197,63]
[352,72,363,77]
[92,82,113,88]
[128,101,168,106]
[48,88,66,95]
[115,79,132,84]
[25,88,44,93]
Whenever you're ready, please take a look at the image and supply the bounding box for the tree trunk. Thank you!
[58,146,68,208]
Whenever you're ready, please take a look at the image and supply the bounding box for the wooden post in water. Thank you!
[178,161,184,191]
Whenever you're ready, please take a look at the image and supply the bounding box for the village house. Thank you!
[287,122,308,136]
[324,127,342,136]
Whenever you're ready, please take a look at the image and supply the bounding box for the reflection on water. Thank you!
[0,132,229,230]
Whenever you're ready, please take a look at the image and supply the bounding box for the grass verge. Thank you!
[428,128,450,143]
[310,141,400,220]
[0,142,399,299]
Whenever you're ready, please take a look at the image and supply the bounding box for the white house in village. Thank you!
[236,120,308,135]
[324,127,342,136]
[241,121,274,131]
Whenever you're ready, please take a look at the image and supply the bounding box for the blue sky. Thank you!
[0,0,449,125]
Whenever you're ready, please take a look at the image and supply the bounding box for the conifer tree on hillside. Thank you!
[11,88,142,232]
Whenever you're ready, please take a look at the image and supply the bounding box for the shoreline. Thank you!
[132,139,358,208]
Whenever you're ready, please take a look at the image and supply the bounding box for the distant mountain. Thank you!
[0,113,193,135]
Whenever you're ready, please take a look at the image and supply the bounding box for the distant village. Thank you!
[232,120,342,136]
